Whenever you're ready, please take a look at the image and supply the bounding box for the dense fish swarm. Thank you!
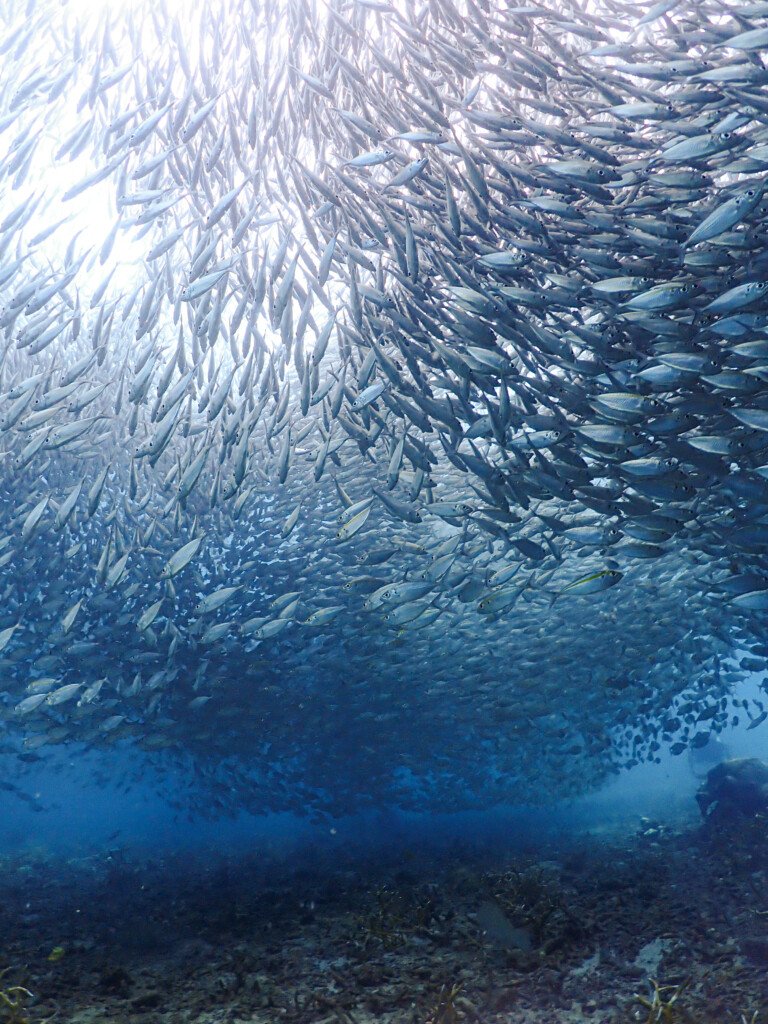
[2,0,768,816]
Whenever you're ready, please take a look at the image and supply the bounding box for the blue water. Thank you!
[6,675,766,866]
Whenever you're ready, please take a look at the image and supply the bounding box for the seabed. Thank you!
[2,816,766,1024]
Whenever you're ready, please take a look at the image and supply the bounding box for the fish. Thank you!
[476,900,533,952]
[0,0,763,822]
[558,571,624,598]
[161,537,205,579]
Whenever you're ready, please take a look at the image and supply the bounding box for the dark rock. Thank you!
[697,758,768,819]
[131,991,162,1010]
[98,965,132,996]
[740,937,768,965]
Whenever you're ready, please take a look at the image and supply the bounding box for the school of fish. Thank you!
[2,0,768,816]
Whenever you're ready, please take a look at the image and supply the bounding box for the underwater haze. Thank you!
[2,0,768,1019]
[2,673,768,861]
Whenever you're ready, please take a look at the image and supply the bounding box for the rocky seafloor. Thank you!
[2,815,767,1024]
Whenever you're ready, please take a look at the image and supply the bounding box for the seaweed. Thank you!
[0,971,34,1024]
[354,884,438,950]
[489,863,581,952]
[426,983,463,1024]
[633,981,760,1024]
[633,977,694,1024]
[354,887,408,950]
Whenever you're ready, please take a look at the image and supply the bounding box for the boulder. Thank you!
[696,758,768,819]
